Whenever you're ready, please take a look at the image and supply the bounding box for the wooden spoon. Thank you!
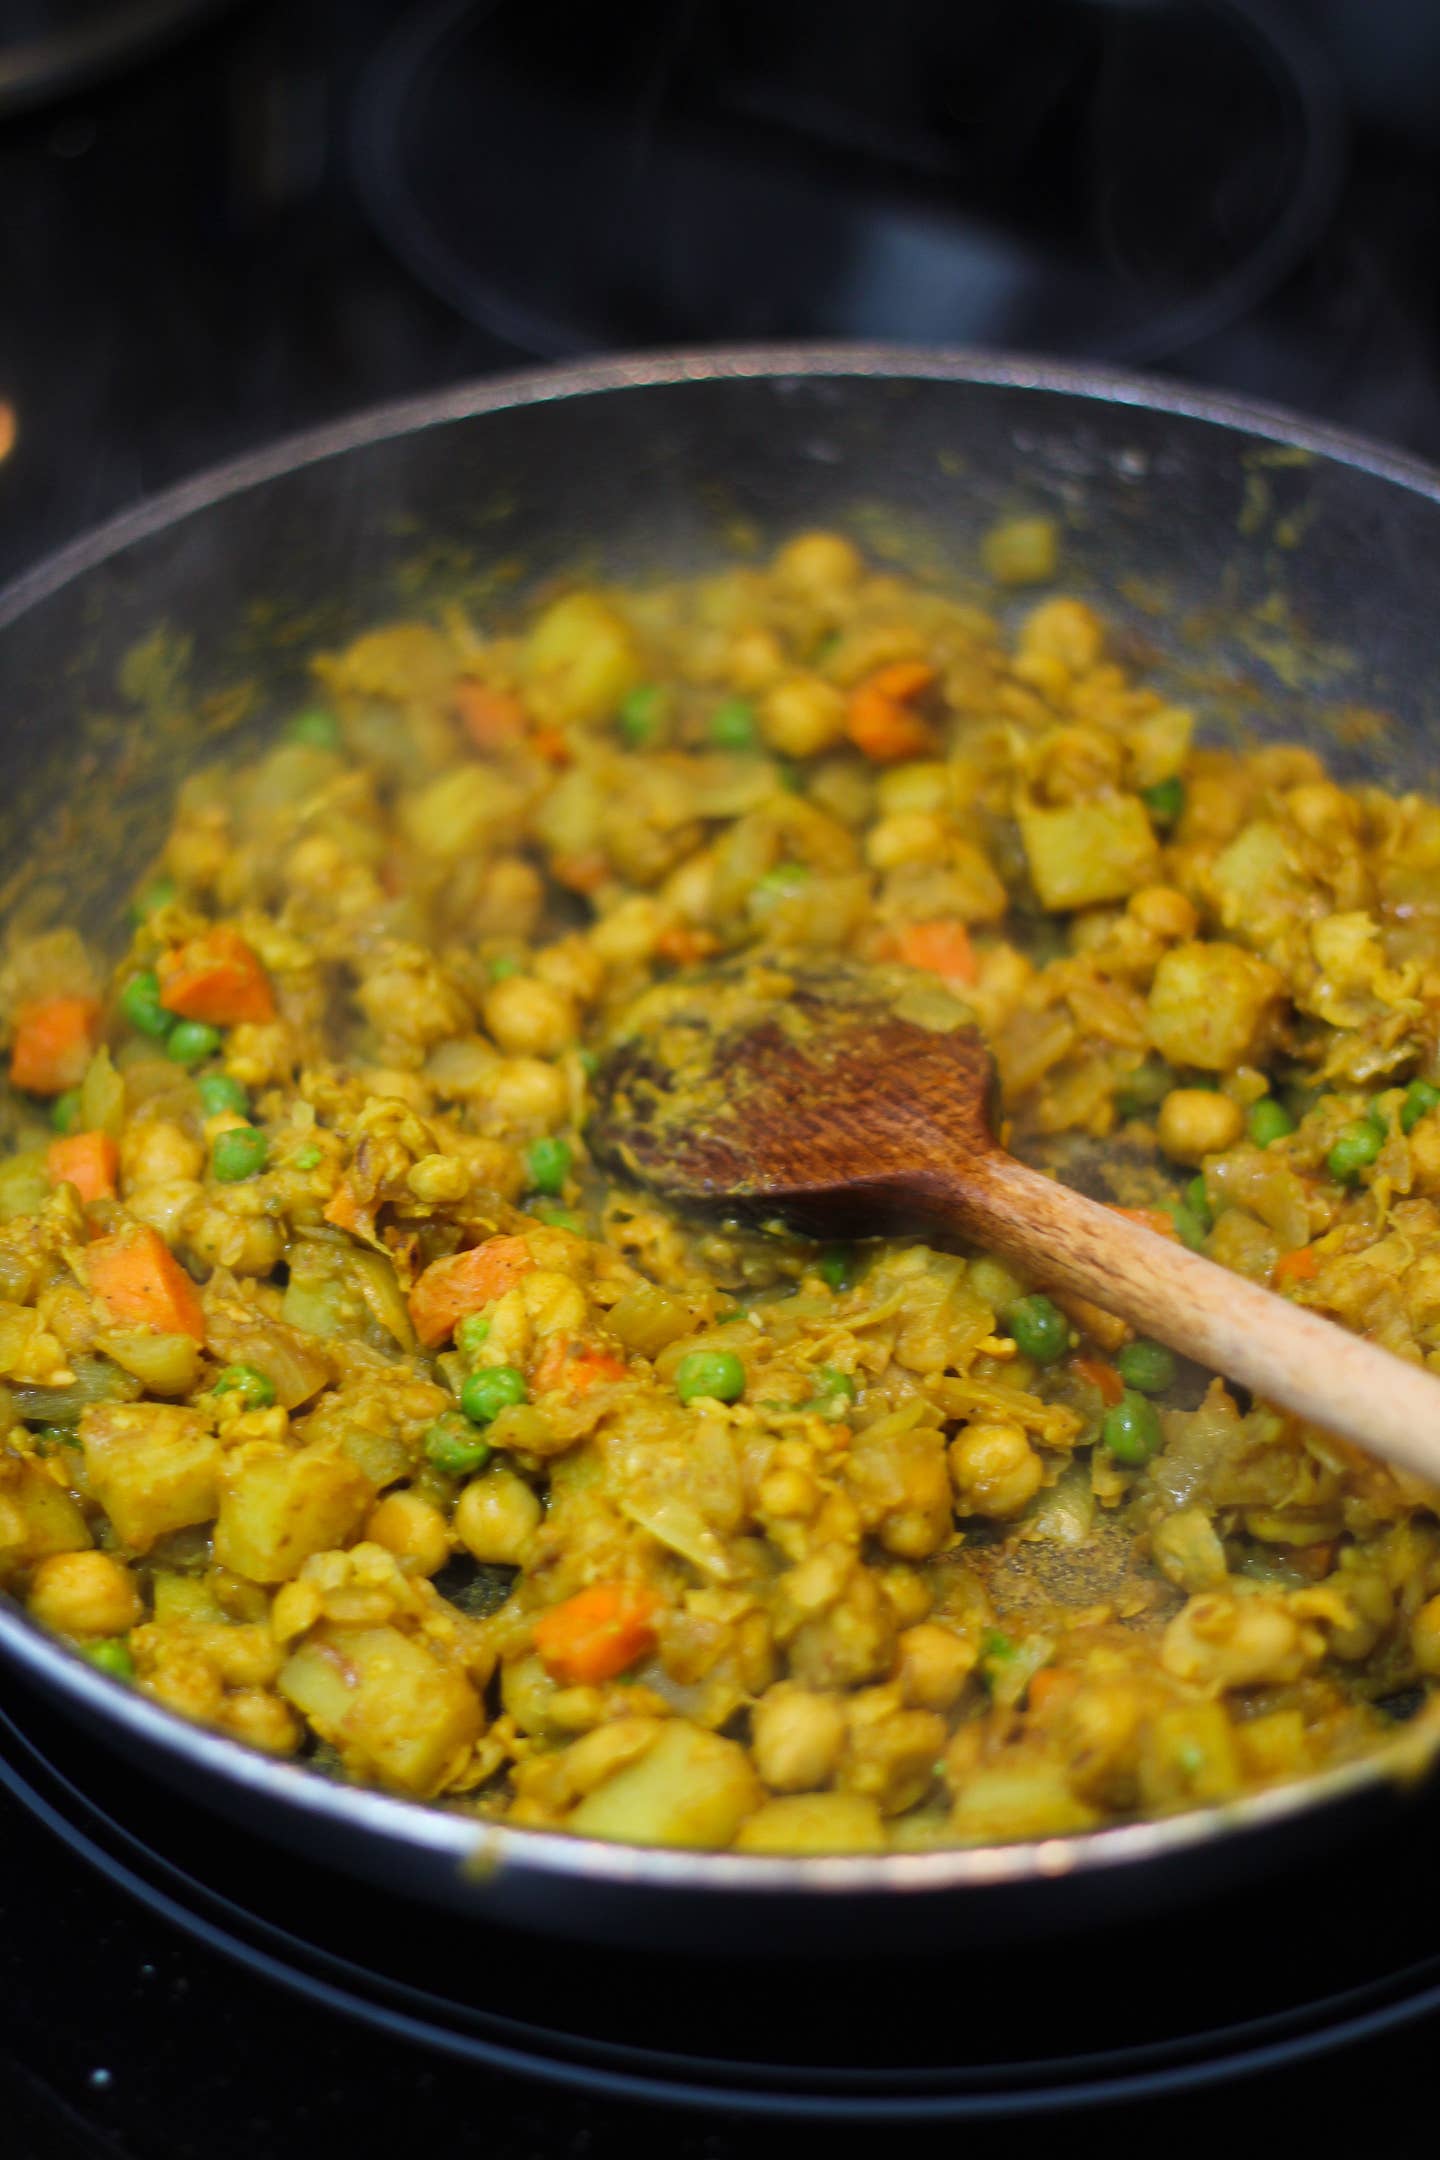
[591,954,1440,1485]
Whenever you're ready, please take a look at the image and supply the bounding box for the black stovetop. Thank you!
[6,1,1440,2151]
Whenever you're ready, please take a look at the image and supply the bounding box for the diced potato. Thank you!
[213,1442,371,1583]
[1147,941,1285,1071]
[80,1402,221,1553]
[0,1452,91,1577]
[1209,821,1307,946]
[279,1624,483,1795]
[948,1760,1100,1842]
[1126,704,1193,791]
[1018,795,1159,912]
[982,517,1058,588]
[151,1570,226,1625]
[734,1791,885,1854]
[566,1719,763,1849]
[1136,1703,1241,1813]
[98,1328,202,1397]
[519,593,641,726]
[398,765,528,859]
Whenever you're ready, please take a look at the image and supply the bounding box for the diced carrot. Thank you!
[530,725,572,767]
[407,1234,535,1349]
[531,1339,628,1397]
[655,923,720,967]
[323,1181,367,1235]
[550,851,610,895]
[846,661,939,764]
[85,1225,206,1341]
[10,995,101,1096]
[533,1581,661,1687]
[893,919,979,987]
[1026,1667,1077,1717]
[455,679,528,752]
[158,928,274,1026]
[1274,1246,1319,1289]
[1074,1354,1124,1406]
[45,1131,119,1204]
[1111,1207,1180,1242]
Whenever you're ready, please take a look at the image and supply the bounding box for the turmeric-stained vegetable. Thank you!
[534,1581,661,1686]
[85,1226,206,1342]
[454,679,528,752]
[846,662,937,763]
[158,927,275,1025]
[10,996,101,1096]
[894,919,979,987]
[45,1130,119,1203]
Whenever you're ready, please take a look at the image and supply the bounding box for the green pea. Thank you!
[292,1144,322,1171]
[51,1090,82,1135]
[30,1425,73,1457]
[526,1136,572,1196]
[1327,1120,1383,1185]
[535,1206,583,1232]
[119,970,172,1039]
[751,862,810,910]
[981,1629,1015,1660]
[211,1125,269,1182]
[196,1072,249,1118]
[1102,1390,1164,1466]
[1003,1294,1068,1365]
[1184,1175,1212,1230]
[212,1363,276,1410]
[807,1365,857,1415]
[578,1048,599,1078]
[1247,1097,1295,1148]
[1141,776,1185,827]
[1115,1059,1174,1119]
[1402,1079,1440,1135]
[618,684,666,747]
[708,697,757,749]
[460,1365,528,1424]
[85,1640,135,1681]
[289,708,340,750]
[674,1349,746,1405]
[455,1312,492,1362]
[1115,1339,1176,1395]
[777,760,805,794]
[488,954,522,982]
[817,1246,852,1292]
[130,876,176,924]
[423,1410,493,1478]
[166,1019,222,1067]
[1170,1203,1208,1252]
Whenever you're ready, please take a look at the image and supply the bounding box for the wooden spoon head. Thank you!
[589,954,998,1238]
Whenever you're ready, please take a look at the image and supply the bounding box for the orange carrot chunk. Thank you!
[1274,1246,1319,1289]
[455,679,528,752]
[85,1225,206,1341]
[533,1582,660,1687]
[323,1181,368,1235]
[894,919,979,987]
[1073,1354,1125,1406]
[846,661,939,764]
[10,995,101,1096]
[408,1235,536,1349]
[1110,1207,1180,1242]
[531,1339,628,1398]
[45,1131,120,1204]
[158,928,275,1026]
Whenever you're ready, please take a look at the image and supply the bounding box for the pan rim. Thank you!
[3,339,1438,1901]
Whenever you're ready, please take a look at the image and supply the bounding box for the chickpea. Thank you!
[488,1058,570,1129]
[1017,597,1104,674]
[121,1118,204,1190]
[218,1689,302,1754]
[1156,1087,1245,1165]
[590,895,666,967]
[864,810,949,872]
[751,1685,848,1791]
[472,857,545,941]
[534,936,606,1005]
[758,1467,819,1518]
[772,531,863,597]
[1128,886,1199,942]
[366,1491,450,1577]
[28,1551,142,1639]
[483,975,577,1059]
[1011,650,1071,703]
[455,1469,542,1565]
[727,628,786,693]
[760,676,848,758]
[948,1421,1043,1519]
[895,1621,976,1710]
[1413,1593,1440,1678]
[406,1153,471,1205]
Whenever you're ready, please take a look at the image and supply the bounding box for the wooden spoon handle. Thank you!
[949,1153,1440,1486]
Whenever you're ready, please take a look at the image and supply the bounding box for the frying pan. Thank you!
[2,346,1440,1957]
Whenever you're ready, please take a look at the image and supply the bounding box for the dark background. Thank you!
[5,1,1440,2151]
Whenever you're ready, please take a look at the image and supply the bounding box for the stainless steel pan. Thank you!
[3,346,1439,1955]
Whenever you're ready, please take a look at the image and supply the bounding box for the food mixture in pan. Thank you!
[3,524,1440,1855]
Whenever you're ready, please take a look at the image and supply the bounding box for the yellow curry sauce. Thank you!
[2,524,1440,1855]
